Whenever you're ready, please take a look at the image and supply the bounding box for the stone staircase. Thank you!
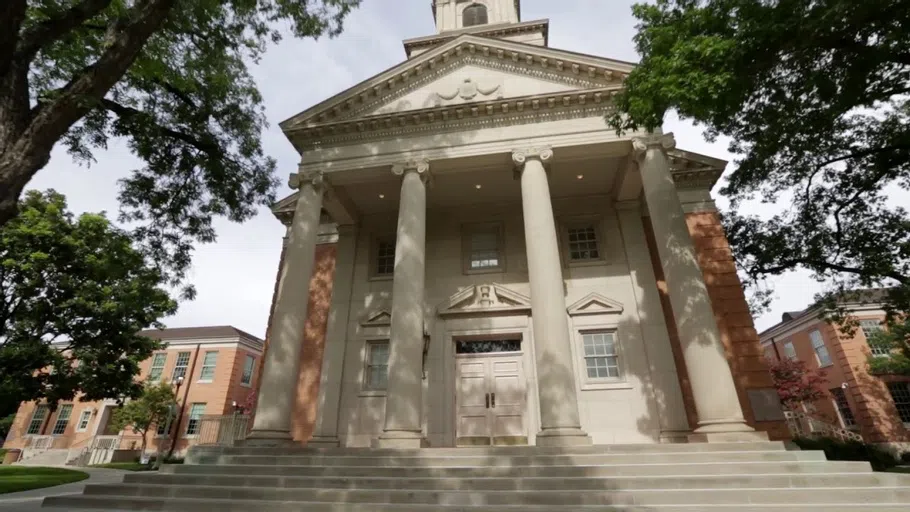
[43,441,910,511]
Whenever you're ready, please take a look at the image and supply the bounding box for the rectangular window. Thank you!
[75,410,92,432]
[148,353,167,382]
[810,330,832,366]
[198,351,218,382]
[860,319,889,357]
[51,404,73,435]
[172,351,191,381]
[887,382,910,425]
[185,403,206,436]
[582,331,621,379]
[157,416,171,437]
[782,341,797,361]
[240,355,255,386]
[27,405,49,435]
[374,237,396,277]
[464,224,503,272]
[365,341,390,390]
[565,224,601,262]
[830,387,856,428]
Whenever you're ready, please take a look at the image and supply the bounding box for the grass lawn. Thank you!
[90,462,155,471]
[0,466,89,494]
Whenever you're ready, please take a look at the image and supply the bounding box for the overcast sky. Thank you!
[26,0,833,337]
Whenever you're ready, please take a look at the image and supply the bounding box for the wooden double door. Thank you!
[455,340,528,446]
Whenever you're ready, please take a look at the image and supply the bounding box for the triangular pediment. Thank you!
[567,293,624,316]
[437,283,531,317]
[360,309,392,327]
[280,34,635,132]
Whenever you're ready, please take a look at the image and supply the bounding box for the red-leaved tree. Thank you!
[768,358,829,411]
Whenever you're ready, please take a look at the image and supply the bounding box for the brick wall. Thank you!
[644,211,790,441]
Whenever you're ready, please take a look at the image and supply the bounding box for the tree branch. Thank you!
[99,98,217,154]
[16,0,114,63]
[757,257,909,285]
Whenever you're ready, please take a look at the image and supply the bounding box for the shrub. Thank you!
[793,436,898,471]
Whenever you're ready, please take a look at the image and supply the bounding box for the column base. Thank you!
[689,421,769,443]
[306,436,341,448]
[535,428,593,446]
[242,429,299,447]
[373,430,425,449]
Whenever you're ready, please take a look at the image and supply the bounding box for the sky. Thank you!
[26,0,832,337]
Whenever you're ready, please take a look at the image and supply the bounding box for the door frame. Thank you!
[440,319,539,447]
[454,349,528,446]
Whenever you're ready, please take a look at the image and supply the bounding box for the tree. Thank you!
[610,1,910,327]
[110,381,176,455]
[866,318,910,376]
[0,1,360,293]
[0,190,177,409]
[768,358,829,411]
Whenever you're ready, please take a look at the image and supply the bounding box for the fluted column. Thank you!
[634,133,762,442]
[376,160,430,449]
[513,147,592,447]
[247,170,325,445]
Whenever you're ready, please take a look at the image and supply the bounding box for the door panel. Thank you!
[455,353,527,446]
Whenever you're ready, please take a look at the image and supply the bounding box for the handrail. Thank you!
[784,410,864,443]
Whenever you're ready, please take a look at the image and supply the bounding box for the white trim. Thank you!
[574,328,630,391]
[75,409,93,433]
[462,221,506,275]
[559,215,607,268]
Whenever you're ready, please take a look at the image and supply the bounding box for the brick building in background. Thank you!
[760,297,910,450]
[4,326,263,460]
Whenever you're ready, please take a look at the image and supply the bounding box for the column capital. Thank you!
[289,170,325,191]
[632,133,676,161]
[392,159,431,182]
[512,146,554,168]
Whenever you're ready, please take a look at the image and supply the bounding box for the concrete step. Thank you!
[187,441,788,459]
[199,450,824,467]
[124,471,903,491]
[44,494,910,511]
[159,460,874,478]
[77,483,910,507]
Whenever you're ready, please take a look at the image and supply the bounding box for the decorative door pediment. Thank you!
[437,283,531,317]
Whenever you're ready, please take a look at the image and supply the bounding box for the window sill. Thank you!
[566,259,606,269]
[819,363,834,368]
[581,381,633,391]
[197,380,213,384]
[359,389,388,397]
[463,267,504,276]
[182,434,199,439]
[239,382,252,388]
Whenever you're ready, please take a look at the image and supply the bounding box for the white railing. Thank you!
[195,415,250,447]
[784,410,864,443]
[24,435,66,451]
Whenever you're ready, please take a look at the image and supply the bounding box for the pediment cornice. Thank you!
[280,34,635,136]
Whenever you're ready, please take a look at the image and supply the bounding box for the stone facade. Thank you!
[250,0,780,448]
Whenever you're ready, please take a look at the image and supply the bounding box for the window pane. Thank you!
[241,355,255,385]
[186,403,206,435]
[77,410,92,431]
[172,352,191,381]
[455,340,521,354]
[887,383,910,423]
[783,342,797,360]
[366,342,390,390]
[376,239,396,275]
[582,332,620,380]
[830,388,856,427]
[463,4,488,27]
[199,351,217,381]
[27,405,49,434]
[567,225,600,261]
[148,353,167,381]
[52,405,73,435]
[469,230,501,270]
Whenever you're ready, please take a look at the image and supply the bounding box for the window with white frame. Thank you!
[364,341,390,391]
[782,341,798,360]
[240,355,255,386]
[172,351,191,381]
[198,351,218,382]
[373,236,396,277]
[887,382,910,425]
[464,223,503,272]
[564,222,602,263]
[581,331,621,380]
[185,403,206,436]
[51,404,73,435]
[830,387,856,428]
[148,353,167,381]
[75,409,92,432]
[810,330,832,366]
[27,405,48,435]
[860,319,889,357]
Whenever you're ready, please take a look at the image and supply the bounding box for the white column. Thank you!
[377,160,429,449]
[513,147,592,447]
[634,133,762,442]
[309,225,358,447]
[247,170,325,445]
